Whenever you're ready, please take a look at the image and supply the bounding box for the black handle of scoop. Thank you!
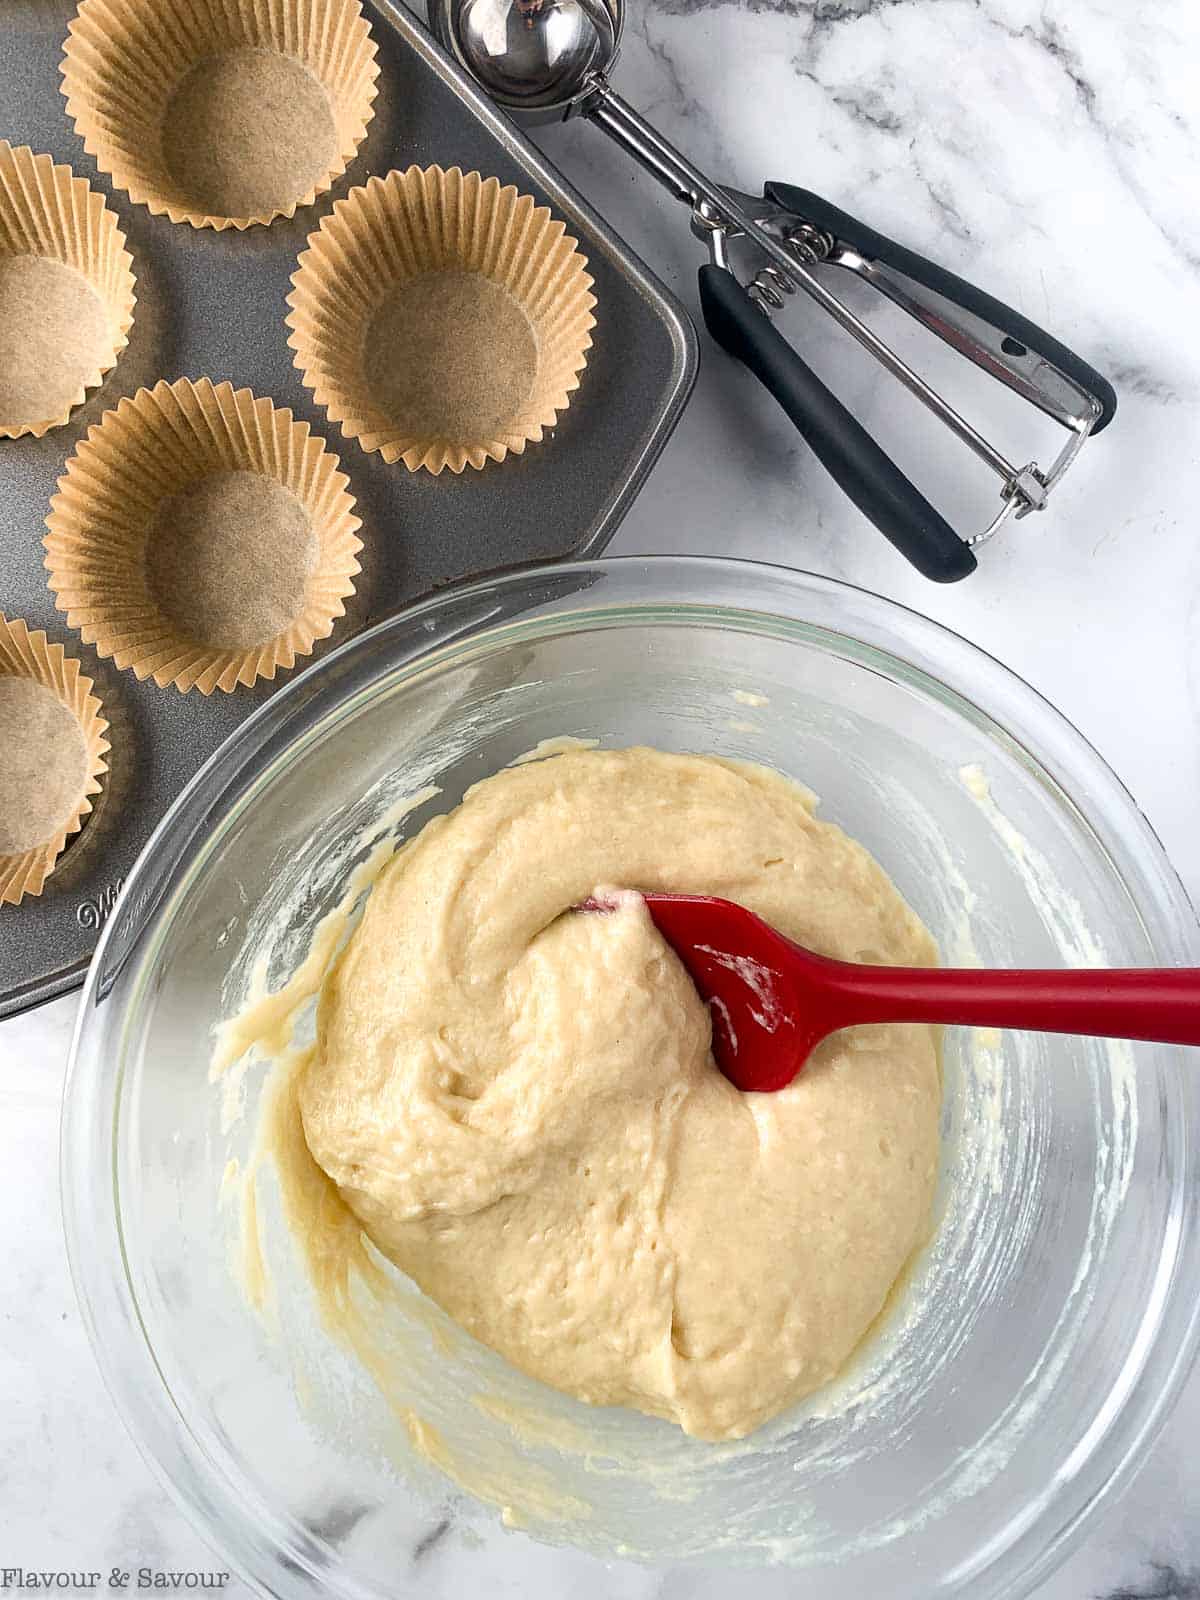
[698,264,977,583]
[764,182,1117,431]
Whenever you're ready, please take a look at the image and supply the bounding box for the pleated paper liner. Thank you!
[61,0,380,231]
[0,615,109,906]
[44,378,363,694]
[0,141,136,439]
[287,165,597,474]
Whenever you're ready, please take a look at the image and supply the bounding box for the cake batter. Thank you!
[299,746,941,1441]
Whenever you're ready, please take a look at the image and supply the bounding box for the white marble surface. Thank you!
[4,0,1200,1595]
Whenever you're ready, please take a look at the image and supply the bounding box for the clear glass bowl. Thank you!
[63,557,1200,1600]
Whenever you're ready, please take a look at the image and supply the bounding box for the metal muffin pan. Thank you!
[0,0,698,1017]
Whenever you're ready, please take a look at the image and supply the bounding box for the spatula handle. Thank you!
[831,964,1200,1048]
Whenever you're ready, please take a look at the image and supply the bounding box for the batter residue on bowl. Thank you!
[294,746,942,1441]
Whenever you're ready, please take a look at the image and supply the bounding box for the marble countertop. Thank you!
[3,0,1200,1595]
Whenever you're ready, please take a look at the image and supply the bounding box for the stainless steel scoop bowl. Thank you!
[429,0,1116,580]
[447,0,618,111]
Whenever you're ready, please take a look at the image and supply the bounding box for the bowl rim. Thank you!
[61,554,1200,1600]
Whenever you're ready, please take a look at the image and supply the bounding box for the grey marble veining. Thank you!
[3,0,1200,1594]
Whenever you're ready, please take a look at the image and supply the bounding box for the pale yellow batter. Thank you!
[299,747,941,1442]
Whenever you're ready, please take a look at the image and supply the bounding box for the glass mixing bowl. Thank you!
[63,557,1200,1600]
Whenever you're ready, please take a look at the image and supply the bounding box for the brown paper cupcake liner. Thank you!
[287,165,597,474]
[0,615,109,906]
[0,141,136,440]
[61,0,380,231]
[44,378,363,694]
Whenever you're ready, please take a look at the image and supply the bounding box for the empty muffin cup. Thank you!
[44,378,363,694]
[0,614,110,906]
[61,0,380,230]
[287,165,597,473]
[0,141,136,440]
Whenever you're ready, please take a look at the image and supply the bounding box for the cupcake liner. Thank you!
[44,378,363,694]
[0,141,136,439]
[0,615,109,906]
[287,165,597,474]
[61,0,380,231]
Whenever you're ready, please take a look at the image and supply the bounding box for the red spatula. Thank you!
[586,892,1200,1092]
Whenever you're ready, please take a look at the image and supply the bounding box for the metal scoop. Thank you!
[429,0,1116,581]
[584,892,1200,1093]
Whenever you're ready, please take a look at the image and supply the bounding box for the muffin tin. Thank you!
[0,0,697,1016]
